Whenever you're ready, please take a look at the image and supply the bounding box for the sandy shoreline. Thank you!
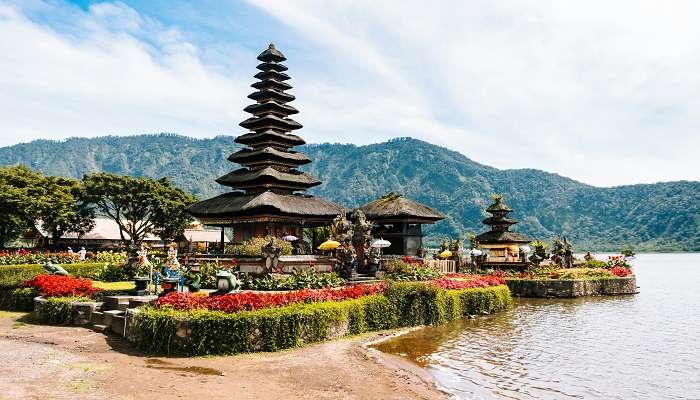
[0,312,450,399]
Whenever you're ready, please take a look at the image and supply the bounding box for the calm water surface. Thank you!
[374,253,700,399]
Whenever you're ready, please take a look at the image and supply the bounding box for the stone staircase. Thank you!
[88,295,157,336]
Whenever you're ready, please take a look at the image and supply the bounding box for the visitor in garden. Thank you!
[78,247,86,260]
[67,247,73,255]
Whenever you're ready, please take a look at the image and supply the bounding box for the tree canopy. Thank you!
[81,173,197,249]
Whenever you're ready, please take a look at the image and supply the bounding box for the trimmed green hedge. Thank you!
[0,263,105,289]
[133,282,512,356]
[33,296,91,324]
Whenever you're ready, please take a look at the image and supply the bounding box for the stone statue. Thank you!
[352,210,374,272]
[164,244,181,278]
[262,238,282,273]
[331,212,357,278]
[562,237,574,269]
[135,244,151,278]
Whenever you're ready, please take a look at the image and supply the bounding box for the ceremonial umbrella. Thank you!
[370,238,391,257]
[469,249,483,257]
[371,239,391,248]
[282,235,298,242]
[318,240,341,251]
[439,250,453,259]
[508,244,520,253]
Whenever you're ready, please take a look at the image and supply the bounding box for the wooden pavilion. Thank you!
[475,195,530,265]
[357,193,444,256]
[187,44,344,247]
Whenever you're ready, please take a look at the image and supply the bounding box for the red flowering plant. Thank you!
[156,282,389,312]
[610,266,632,277]
[23,274,99,298]
[606,255,632,270]
[434,274,505,289]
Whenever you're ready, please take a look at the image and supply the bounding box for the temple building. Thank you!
[475,195,530,263]
[187,44,343,245]
[357,193,444,256]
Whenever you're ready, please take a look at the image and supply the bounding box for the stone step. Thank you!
[128,296,157,309]
[102,309,124,327]
[90,311,104,325]
[111,315,126,336]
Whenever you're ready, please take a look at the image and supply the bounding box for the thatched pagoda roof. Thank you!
[187,191,344,222]
[187,43,342,225]
[475,230,531,244]
[215,167,320,190]
[358,193,444,223]
[228,147,311,166]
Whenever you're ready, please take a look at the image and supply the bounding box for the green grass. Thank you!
[93,281,134,291]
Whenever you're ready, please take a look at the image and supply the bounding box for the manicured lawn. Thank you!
[93,281,134,291]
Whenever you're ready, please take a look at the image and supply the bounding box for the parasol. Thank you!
[371,239,391,248]
[520,245,532,254]
[508,244,520,253]
[469,249,483,257]
[318,240,341,251]
[439,250,453,259]
[282,235,298,242]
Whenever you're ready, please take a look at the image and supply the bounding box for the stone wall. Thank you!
[506,276,637,298]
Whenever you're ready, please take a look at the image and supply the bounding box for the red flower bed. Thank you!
[156,282,389,312]
[433,275,505,289]
[23,274,98,298]
[610,266,632,277]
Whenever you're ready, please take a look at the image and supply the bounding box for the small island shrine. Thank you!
[358,193,444,256]
[475,195,531,263]
[187,44,344,245]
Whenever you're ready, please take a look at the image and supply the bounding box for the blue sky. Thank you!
[1,0,699,187]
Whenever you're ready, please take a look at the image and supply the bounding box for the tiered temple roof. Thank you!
[475,195,530,244]
[188,44,343,225]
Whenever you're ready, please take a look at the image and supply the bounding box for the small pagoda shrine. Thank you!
[187,44,344,245]
[475,195,530,263]
[357,193,444,256]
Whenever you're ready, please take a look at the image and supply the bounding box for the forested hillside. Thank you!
[1,134,698,251]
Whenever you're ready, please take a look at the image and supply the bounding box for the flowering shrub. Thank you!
[156,282,389,312]
[606,255,632,270]
[433,275,505,289]
[23,274,99,298]
[225,236,292,257]
[610,266,632,277]
[384,259,442,281]
[0,250,80,265]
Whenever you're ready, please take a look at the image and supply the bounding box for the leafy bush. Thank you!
[23,274,98,298]
[606,255,633,270]
[0,250,81,265]
[225,236,292,257]
[239,268,345,291]
[9,287,38,311]
[556,268,613,280]
[94,262,134,282]
[95,251,127,264]
[0,262,105,289]
[584,259,607,269]
[134,282,512,355]
[34,296,91,324]
[383,259,442,281]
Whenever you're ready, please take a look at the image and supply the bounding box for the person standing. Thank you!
[78,247,87,261]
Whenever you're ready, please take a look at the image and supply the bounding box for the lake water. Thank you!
[374,253,700,400]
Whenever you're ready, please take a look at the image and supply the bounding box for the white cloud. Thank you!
[250,0,700,186]
[0,2,252,145]
[0,1,698,186]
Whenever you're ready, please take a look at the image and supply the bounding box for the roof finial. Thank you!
[268,42,276,50]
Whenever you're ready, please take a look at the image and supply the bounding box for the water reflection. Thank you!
[373,254,700,400]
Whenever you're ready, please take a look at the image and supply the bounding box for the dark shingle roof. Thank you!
[358,194,443,222]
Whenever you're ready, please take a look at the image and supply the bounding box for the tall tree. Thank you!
[0,166,44,247]
[81,173,197,252]
[37,176,95,245]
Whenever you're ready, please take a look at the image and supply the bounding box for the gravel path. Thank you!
[0,312,448,400]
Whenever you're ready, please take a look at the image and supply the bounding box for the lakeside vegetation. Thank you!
[1,134,697,251]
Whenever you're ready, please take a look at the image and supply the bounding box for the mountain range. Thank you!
[1,134,698,251]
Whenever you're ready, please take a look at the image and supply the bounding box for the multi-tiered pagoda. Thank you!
[188,44,343,244]
[475,195,530,262]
